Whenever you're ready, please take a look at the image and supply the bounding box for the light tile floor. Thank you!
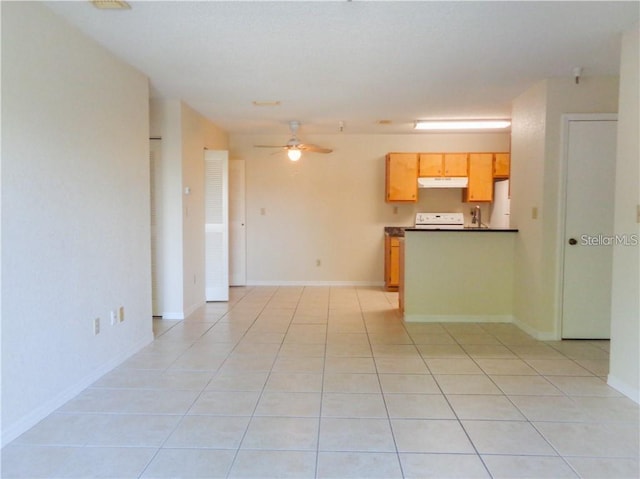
[2,286,639,478]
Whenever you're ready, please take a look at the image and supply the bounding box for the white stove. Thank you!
[414,212,465,229]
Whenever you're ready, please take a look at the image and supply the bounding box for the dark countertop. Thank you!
[404,227,518,232]
[384,226,408,237]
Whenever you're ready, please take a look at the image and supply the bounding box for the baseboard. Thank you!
[403,314,515,323]
[161,301,205,320]
[246,280,384,287]
[1,333,154,448]
[183,300,204,318]
[511,317,559,341]
[607,374,640,404]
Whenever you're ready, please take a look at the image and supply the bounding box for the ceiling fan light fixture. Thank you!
[287,148,302,161]
[414,120,511,130]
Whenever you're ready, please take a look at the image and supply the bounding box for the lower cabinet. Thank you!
[384,234,400,291]
[399,237,405,313]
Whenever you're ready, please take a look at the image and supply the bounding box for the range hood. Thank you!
[418,177,469,188]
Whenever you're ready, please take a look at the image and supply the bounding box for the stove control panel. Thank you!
[415,212,464,226]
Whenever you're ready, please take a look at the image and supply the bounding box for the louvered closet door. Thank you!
[205,150,229,301]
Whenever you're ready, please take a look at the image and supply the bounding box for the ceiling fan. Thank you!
[254,120,333,161]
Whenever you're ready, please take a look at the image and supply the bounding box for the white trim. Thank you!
[183,300,205,317]
[557,113,618,339]
[512,316,559,341]
[403,314,514,323]
[161,302,205,318]
[1,333,154,447]
[607,374,640,404]
[246,280,384,287]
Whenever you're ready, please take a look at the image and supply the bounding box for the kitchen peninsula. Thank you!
[400,228,518,322]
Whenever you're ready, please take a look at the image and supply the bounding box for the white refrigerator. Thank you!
[490,179,510,228]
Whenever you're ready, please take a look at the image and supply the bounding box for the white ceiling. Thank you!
[45,1,639,135]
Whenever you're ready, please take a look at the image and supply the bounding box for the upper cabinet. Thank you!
[493,153,510,178]
[385,153,418,202]
[418,153,443,177]
[419,153,468,177]
[385,151,509,203]
[463,153,494,202]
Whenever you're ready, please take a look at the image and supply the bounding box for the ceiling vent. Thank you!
[91,1,131,10]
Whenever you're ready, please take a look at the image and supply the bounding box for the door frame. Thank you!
[229,159,247,286]
[556,113,617,338]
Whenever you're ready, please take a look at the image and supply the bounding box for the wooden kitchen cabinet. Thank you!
[398,237,405,313]
[418,153,468,177]
[443,153,468,176]
[493,153,510,178]
[385,153,418,202]
[384,234,401,291]
[464,153,494,202]
[418,153,443,176]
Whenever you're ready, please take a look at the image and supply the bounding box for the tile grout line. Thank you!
[313,286,331,479]
[356,286,408,478]
[224,285,305,479]
[421,325,495,479]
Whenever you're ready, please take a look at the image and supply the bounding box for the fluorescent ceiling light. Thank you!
[414,120,511,130]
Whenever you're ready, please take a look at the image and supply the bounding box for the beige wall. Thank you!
[150,100,184,317]
[181,103,229,315]
[510,77,619,338]
[609,25,639,402]
[230,133,510,284]
[150,100,229,318]
[2,2,152,443]
[510,81,548,336]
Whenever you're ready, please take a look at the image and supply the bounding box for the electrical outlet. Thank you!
[316,259,321,267]
[110,310,117,326]
[118,306,125,323]
[393,206,398,215]
[93,317,100,335]
[531,207,538,220]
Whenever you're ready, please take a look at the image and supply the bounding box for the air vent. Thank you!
[91,1,131,10]
[252,101,281,107]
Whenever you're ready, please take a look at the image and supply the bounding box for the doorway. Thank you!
[229,159,247,286]
[150,139,162,316]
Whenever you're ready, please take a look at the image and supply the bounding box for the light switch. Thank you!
[532,207,538,220]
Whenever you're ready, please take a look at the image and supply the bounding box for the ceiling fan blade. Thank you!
[299,143,333,154]
[254,144,287,148]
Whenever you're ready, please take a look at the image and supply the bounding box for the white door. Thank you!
[561,116,617,339]
[205,150,229,301]
[229,160,247,286]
